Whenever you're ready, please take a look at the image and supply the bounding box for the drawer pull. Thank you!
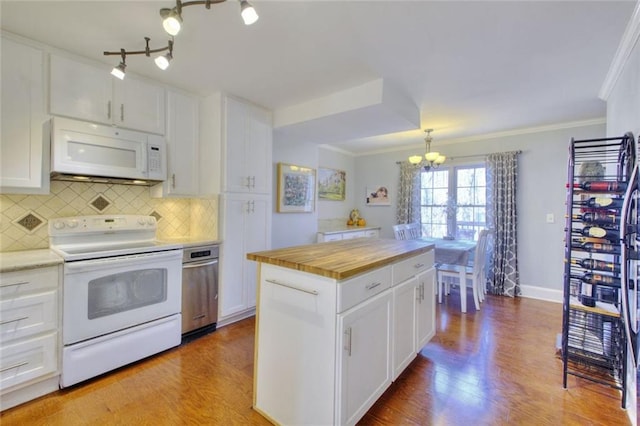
[0,361,28,373]
[265,279,319,296]
[365,282,382,291]
[0,281,29,288]
[414,263,425,269]
[192,314,206,320]
[0,316,29,326]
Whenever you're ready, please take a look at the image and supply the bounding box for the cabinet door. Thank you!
[416,268,436,351]
[113,75,165,134]
[50,54,112,125]
[1,37,48,194]
[152,90,198,197]
[337,290,392,426]
[244,196,271,309]
[392,277,417,380]
[223,96,272,193]
[219,196,248,317]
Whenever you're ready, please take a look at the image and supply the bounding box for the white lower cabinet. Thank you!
[0,265,61,411]
[254,249,434,426]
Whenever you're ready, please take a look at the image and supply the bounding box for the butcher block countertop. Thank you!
[247,238,434,280]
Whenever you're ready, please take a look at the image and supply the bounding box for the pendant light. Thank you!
[408,129,446,171]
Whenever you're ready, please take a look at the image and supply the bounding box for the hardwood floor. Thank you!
[1,294,632,425]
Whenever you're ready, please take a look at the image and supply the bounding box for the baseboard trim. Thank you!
[217,308,256,328]
[518,285,562,304]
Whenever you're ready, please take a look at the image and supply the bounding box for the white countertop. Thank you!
[0,249,64,273]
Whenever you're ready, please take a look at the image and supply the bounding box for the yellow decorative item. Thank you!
[349,209,360,224]
[347,219,354,226]
[358,218,366,227]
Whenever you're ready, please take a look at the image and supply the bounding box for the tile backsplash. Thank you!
[0,181,218,252]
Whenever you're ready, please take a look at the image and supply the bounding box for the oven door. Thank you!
[62,249,182,345]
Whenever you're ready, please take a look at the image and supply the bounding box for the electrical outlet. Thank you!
[546,213,555,224]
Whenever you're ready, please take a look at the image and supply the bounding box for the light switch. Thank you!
[546,213,555,224]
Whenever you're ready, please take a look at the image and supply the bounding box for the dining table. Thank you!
[419,237,477,312]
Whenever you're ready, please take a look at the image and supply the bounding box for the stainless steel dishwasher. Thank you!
[181,244,219,340]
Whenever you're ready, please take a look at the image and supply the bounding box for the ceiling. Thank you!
[0,1,635,154]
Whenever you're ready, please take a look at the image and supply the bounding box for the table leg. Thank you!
[460,267,466,313]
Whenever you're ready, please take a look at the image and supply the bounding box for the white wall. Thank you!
[354,123,606,299]
[271,139,319,248]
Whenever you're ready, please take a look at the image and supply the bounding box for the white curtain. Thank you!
[486,151,520,297]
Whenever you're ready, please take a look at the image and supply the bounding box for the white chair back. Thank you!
[392,223,421,240]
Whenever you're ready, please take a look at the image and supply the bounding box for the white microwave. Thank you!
[50,117,166,185]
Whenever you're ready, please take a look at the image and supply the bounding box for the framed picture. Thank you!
[318,167,346,201]
[366,185,390,206]
[277,163,316,213]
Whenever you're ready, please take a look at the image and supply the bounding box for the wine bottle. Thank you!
[576,242,621,255]
[573,197,624,209]
[572,226,620,241]
[571,212,619,225]
[570,181,628,193]
[570,258,621,273]
[571,273,621,287]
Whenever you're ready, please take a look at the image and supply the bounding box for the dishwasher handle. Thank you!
[183,259,218,269]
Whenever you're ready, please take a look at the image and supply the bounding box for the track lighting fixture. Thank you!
[159,0,258,37]
[104,37,174,79]
[104,0,258,77]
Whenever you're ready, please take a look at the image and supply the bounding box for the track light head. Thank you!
[160,7,182,36]
[239,0,258,25]
[155,40,174,70]
[111,62,126,80]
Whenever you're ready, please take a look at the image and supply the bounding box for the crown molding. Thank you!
[318,144,356,156]
[358,117,606,157]
[599,1,640,100]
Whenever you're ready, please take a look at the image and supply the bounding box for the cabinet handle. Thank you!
[365,282,381,290]
[0,316,29,326]
[246,176,252,189]
[421,282,425,301]
[107,100,112,119]
[251,200,255,213]
[0,361,28,373]
[414,263,425,269]
[120,104,124,121]
[192,314,206,320]
[344,327,352,356]
[251,176,256,188]
[0,281,28,288]
[265,279,319,295]
[172,173,176,188]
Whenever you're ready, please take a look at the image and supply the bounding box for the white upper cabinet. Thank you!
[151,90,199,198]
[50,54,165,135]
[0,36,49,194]
[199,93,273,196]
[224,96,272,194]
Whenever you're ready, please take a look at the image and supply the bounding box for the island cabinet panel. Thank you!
[252,244,435,426]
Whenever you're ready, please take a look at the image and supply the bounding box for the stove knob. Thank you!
[66,220,78,228]
[138,217,146,225]
[146,218,155,225]
[53,221,65,230]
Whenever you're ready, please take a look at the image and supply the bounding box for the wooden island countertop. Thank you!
[247,238,434,280]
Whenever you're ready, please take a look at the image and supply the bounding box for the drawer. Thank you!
[1,291,57,344]
[319,233,343,242]
[0,332,57,390]
[342,231,365,240]
[0,267,59,300]
[338,266,391,313]
[364,230,379,238]
[392,251,434,286]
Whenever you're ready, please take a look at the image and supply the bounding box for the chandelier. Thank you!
[408,129,446,171]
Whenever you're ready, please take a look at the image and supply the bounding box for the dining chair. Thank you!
[437,229,489,312]
[392,223,421,240]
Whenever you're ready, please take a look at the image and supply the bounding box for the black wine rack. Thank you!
[561,134,635,407]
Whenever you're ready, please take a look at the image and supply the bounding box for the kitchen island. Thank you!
[247,238,435,426]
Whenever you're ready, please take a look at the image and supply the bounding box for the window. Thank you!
[419,164,486,241]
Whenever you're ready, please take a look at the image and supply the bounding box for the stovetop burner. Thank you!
[49,215,182,261]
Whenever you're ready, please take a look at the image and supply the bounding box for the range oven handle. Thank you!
[64,249,182,274]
